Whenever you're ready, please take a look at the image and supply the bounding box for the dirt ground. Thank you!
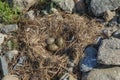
[6,13,103,80]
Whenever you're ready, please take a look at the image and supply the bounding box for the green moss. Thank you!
[0,1,20,24]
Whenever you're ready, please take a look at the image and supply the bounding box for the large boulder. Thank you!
[98,37,120,65]
[51,0,75,13]
[82,67,120,80]
[90,0,120,16]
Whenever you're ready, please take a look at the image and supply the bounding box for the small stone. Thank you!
[98,37,120,65]
[117,15,120,23]
[41,10,48,15]
[13,0,37,12]
[80,47,98,72]
[1,24,18,33]
[0,56,8,76]
[13,56,27,70]
[0,33,7,45]
[112,29,120,39]
[68,61,75,67]
[5,50,18,61]
[74,0,85,13]
[94,36,103,46]
[59,73,69,80]
[46,38,55,45]
[7,40,12,50]
[60,73,77,80]
[101,27,118,38]
[47,44,59,51]
[51,8,59,14]
[2,75,19,80]
[102,29,112,37]
[68,67,73,72]
[103,10,116,21]
[55,37,64,47]
[25,10,35,20]
[51,0,75,13]
[82,67,120,80]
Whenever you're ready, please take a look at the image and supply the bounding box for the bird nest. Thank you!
[9,13,103,80]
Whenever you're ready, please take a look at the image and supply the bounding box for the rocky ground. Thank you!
[0,0,120,80]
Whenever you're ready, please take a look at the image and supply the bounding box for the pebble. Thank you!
[5,50,18,61]
[102,29,112,37]
[1,24,18,33]
[51,0,75,13]
[80,47,98,72]
[75,0,85,14]
[94,36,103,46]
[13,0,37,12]
[112,29,120,39]
[25,10,35,20]
[13,56,26,70]
[0,56,8,76]
[103,10,116,21]
[60,73,77,80]
[0,33,7,45]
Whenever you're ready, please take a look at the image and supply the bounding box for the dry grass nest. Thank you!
[9,13,103,80]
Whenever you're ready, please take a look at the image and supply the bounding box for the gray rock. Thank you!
[51,0,75,13]
[102,29,113,37]
[112,29,120,38]
[98,37,120,65]
[117,15,120,23]
[0,56,8,76]
[5,50,18,62]
[51,8,59,14]
[107,17,118,27]
[101,26,118,38]
[25,10,35,20]
[74,0,85,13]
[82,67,120,80]
[13,0,37,12]
[1,24,18,33]
[94,36,103,46]
[13,56,26,70]
[80,47,98,72]
[103,10,116,21]
[0,33,7,45]
[90,0,120,16]
[60,73,76,80]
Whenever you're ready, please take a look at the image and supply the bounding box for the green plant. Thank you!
[0,1,20,23]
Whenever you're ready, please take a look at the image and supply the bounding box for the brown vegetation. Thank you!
[9,13,103,80]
